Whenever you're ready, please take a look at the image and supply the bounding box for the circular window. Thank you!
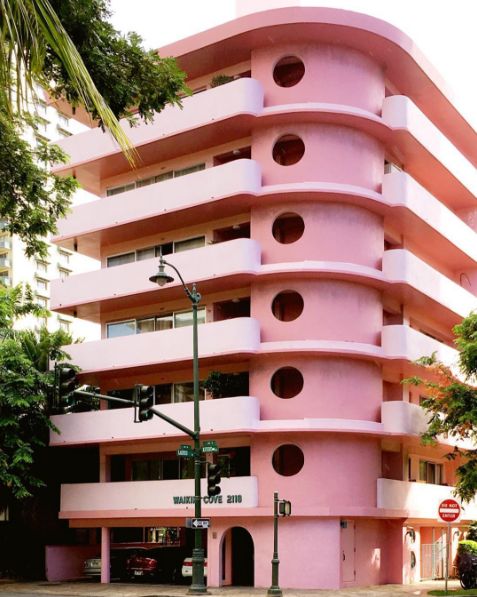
[272,444,304,476]
[271,367,303,399]
[272,290,304,321]
[272,135,305,166]
[273,56,305,87]
[272,213,304,244]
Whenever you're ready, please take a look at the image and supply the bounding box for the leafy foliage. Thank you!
[46,0,187,126]
[467,522,477,542]
[0,0,187,256]
[0,285,72,503]
[203,371,249,398]
[0,108,78,257]
[407,313,477,502]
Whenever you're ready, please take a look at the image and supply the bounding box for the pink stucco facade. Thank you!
[49,6,477,590]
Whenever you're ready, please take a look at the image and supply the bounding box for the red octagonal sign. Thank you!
[438,498,461,523]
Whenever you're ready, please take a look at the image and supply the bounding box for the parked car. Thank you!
[83,551,127,580]
[126,550,159,580]
[83,556,102,578]
[182,557,208,578]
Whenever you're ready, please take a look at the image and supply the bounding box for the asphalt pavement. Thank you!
[0,579,467,597]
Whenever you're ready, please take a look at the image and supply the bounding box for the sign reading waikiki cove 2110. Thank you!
[173,494,244,505]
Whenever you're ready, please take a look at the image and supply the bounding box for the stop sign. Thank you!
[438,498,461,523]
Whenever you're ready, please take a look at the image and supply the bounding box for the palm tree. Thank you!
[0,0,136,163]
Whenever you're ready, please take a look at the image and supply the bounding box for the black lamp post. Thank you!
[149,254,207,595]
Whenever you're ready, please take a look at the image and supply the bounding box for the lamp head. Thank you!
[149,256,174,287]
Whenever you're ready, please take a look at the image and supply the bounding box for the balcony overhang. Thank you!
[159,6,476,166]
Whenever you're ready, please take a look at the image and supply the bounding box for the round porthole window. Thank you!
[272,290,304,321]
[272,444,304,476]
[273,56,305,87]
[271,367,304,399]
[272,213,304,244]
[272,135,305,166]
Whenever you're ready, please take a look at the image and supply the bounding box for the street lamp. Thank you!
[149,254,207,595]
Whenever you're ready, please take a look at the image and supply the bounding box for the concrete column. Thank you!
[101,527,110,584]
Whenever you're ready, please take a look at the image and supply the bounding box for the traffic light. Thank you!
[279,499,292,516]
[207,462,221,497]
[134,384,154,422]
[57,366,77,411]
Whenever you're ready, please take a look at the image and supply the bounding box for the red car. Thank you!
[126,550,158,580]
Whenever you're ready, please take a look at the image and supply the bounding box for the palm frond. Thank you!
[0,0,138,165]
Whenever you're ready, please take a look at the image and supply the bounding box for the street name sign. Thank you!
[201,440,219,453]
[186,517,211,529]
[177,444,194,458]
[437,498,461,523]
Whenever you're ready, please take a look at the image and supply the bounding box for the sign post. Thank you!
[437,498,461,595]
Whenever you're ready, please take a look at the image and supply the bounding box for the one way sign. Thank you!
[186,517,211,529]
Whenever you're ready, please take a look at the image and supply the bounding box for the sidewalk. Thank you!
[0,579,465,597]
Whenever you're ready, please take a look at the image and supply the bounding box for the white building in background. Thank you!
[0,95,99,340]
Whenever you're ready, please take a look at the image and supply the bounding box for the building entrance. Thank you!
[221,526,254,586]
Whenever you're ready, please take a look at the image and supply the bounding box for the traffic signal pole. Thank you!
[187,285,207,595]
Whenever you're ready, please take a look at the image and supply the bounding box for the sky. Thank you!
[108,0,476,125]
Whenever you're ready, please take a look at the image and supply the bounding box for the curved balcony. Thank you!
[381,324,459,382]
[381,401,474,449]
[52,159,262,258]
[382,249,477,326]
[51,238,261,320]
[383,171,477,270]
[259,325,457,380]
[161,7,475,165]
[382,96,476,211]
[50,395,260,446]
[60,476,258,519]
[62,317,260,383]
[53,78,264,193]
[381,401,428,437]
[377,478,477,521]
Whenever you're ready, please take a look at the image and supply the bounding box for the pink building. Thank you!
[48,6,477,590]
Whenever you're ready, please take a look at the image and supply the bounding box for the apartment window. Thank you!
[58,250,71,265]
[0,506,9,522]
[107,319,136,338]
[58,268,70,280]
[36,278,48,292]
[36,116,49,132]
[36,295,48,308]
[136,247,156,261]
[107,252,135,268]
[35,100,48,116]
[107,308,205,339]
[34,134,49,147]
[174,236,205,253]
[36,261,48,274]
[59,319,71,333]
[105,163,205,197]
[174,163,205,178]
[58,113,70,128]
[155,382,205,405]
[56,126,72,138]
[106,183,135,197]
[419,460,444,485]
[154,171,174,183]
[106,237,203,268]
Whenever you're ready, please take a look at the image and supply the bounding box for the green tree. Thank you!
[0,0,187,256]
[0,285,73,503]
[408,313,477,502]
